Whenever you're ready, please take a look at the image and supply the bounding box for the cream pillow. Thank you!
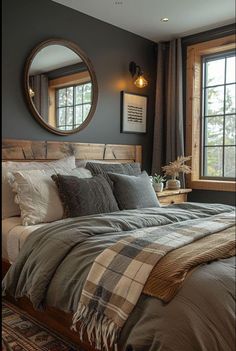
[2,156,76,219]
[10,167,92,226]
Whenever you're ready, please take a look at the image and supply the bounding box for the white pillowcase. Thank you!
[10,167,92,226]
[2,156,76,219]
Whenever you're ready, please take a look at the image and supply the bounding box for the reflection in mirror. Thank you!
[25,40,98,135]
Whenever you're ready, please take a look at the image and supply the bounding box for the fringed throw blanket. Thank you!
[72,212,235,350]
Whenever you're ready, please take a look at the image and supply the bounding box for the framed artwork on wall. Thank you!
[121,91,147,134]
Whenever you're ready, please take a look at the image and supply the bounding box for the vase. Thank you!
[166,178,181,190]
[153,182,164,192]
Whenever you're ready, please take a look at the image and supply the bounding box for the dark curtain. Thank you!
[30,74,49,121]
[152,38,185,186]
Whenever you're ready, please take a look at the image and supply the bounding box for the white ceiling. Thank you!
[30,45,82,75]
[52,0,235,42]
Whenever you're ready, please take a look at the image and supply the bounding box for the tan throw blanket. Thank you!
[72,212,235,351]
[143,225,236,302]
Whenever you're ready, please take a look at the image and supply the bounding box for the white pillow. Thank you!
[10,167,92,226]
[2,156,76,219]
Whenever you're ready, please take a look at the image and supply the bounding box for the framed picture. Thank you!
[121,91,147,134]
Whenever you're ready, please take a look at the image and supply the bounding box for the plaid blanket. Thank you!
[72,212,235,350]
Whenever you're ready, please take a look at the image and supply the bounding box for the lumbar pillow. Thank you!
[2,156,76,219]
[9,167,91,225]
[107,171,160,210]
[86,162,141,186]
[52,174,119,218]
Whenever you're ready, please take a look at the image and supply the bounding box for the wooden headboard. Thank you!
[2,139,142,164]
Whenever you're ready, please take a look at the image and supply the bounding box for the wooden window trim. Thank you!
[186,34,236,192]
[48,71,90,88]
[48,72,91,127]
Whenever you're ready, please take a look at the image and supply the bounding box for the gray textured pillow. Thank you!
[108,171,160,210]
[52,174,119,217]
[86,162,141,186]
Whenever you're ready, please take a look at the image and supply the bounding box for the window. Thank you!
[201,52,236,179]
[186,35,235,192]
[56,82,92,130]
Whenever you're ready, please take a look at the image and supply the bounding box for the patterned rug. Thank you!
[2,300,83,350]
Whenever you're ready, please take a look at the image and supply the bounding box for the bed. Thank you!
[2,139,236,351]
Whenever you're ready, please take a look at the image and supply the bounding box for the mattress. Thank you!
[2,217,46,263]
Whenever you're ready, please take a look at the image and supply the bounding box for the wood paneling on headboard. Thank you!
[2,139,142,164]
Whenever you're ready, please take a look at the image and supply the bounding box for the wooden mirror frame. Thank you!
[24,39,98,135]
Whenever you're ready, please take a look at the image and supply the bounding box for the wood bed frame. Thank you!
[2,138,142,351]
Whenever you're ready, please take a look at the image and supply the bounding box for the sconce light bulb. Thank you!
[29,88,35,97]
[134,75,148,88]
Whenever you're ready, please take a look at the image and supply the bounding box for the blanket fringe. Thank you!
[71,303,120,351]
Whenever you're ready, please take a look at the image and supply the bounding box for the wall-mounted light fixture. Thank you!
[29,88,35,98]
[129,61,148,88]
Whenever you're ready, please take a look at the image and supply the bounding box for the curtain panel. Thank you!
[152,38,185,186]
[29,74,49,121]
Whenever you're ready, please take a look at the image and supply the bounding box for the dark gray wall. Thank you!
[2,0,157,172]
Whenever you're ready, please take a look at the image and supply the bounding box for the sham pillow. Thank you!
[86,162,141,186]
[52,174,119,218]
[108,171,160,210]
[2,156,76,219]
[10,167,91,226]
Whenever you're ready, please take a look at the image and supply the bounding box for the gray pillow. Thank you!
[86,162,141,187]
[108,171,160,210]
[52,174,119,218]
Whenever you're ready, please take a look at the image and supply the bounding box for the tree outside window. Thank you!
[202,52,235,180]
[56,82,92,130]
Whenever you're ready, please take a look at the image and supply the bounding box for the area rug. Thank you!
[2,300,83,350]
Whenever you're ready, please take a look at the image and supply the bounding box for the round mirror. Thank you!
[24,39,98,135]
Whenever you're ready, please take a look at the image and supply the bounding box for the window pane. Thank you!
[83,83,92,103]
[225,84,236,114]
[66,87,73,106]
[205,58,225,86]
[225,115,236,145]
[204,147,223,177]
[58,89,67,107]
[58,108,66,126]
[205,86,224,115]
[202,52,235,180]
[83,104,91,119]
[224,147,236,178]
[205,116,224,146]
[75,105,83,125]
[226,56,236,84]
[66,107,73,125]
[76,86,83,104]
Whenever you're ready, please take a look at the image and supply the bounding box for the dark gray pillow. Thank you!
[52,174,119,218]
[108,171,160,210]
[86,162,141,187]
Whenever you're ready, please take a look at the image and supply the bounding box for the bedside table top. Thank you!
[156,188,192,197]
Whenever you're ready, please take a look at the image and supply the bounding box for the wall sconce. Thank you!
[129,61,148,88]
[29,88,35,98]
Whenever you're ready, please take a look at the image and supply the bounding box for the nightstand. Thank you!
[156,188,192,205]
